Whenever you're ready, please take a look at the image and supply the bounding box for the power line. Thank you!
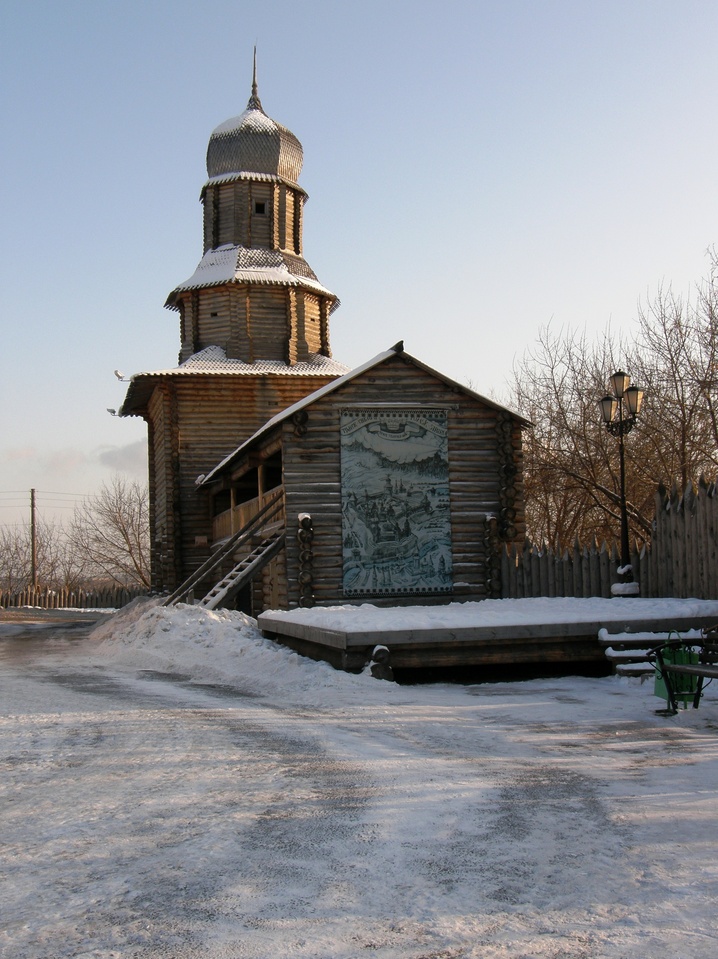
[0,490,92,535]
[0,490,93,510]
[0,489,91,496]
[0,490,90,499]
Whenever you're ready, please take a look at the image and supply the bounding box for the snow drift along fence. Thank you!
[0,585,148,610]
[502,479,718,601]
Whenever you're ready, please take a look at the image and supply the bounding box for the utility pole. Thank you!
[30,488,38,589]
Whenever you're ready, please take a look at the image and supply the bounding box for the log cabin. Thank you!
[194,342,530,615]
[119,59,530,614]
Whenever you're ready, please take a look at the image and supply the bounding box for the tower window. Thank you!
[254,201,267,215]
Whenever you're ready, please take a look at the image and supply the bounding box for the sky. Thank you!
[2,0,718,530]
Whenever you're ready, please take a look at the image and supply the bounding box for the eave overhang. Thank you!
[197,343,533,488]
[117,346,350,418]
[164,244,339,311]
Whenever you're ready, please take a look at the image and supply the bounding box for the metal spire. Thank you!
[247,45,263,111]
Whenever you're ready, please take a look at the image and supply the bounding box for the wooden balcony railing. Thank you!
[212,488,285,543]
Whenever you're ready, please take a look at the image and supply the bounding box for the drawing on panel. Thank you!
[340,408,452,596]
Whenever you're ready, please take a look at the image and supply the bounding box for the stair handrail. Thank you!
[199,530,286,609]
[162,490,284,606]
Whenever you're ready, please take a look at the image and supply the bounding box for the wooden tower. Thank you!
[120,59,347,592]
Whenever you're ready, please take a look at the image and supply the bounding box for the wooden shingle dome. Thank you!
[206,64,303,183]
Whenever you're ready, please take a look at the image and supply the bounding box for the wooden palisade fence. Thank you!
[3,482,716,608]
[650,479,718,599]
[501,539,649,600]
[0,585,148,610]
[502,479,718,601]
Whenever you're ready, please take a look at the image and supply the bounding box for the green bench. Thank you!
[649,627,718,714]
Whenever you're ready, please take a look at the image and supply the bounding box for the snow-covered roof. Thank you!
[140,345,348,378]
[200,171,307,198]
[118,346,349,416]
[198,343,531,486]
[206,97,303,182]
[211,106,277,137]
[165,245,338,307]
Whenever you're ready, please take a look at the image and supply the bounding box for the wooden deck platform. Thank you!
[257,598,718,673]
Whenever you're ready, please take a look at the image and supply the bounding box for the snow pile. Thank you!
[89,597,390,704]
[88,595,718,705]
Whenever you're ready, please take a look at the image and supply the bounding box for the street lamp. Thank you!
[599,370,644,591]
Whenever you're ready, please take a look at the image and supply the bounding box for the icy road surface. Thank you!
[1,602,717,958]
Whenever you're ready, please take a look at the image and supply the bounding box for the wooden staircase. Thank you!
[197,530,285,610]
[162,491,285,609]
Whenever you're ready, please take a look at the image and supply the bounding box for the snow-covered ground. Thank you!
[2,598,718,958]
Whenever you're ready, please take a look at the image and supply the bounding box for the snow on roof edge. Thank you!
[117,347,350,418]
[200,171,307,197]
[124,346,350,380]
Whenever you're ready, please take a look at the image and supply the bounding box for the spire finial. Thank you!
[247,45,263,111]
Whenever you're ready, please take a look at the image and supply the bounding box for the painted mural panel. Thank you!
[340,408,452,597]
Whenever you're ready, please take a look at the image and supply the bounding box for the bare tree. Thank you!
[0,524,30,592]
[510,324,640,545]
[631,268,718,488]
[510,253,718,547]
[0,519,87,592]
[69,477,150,588]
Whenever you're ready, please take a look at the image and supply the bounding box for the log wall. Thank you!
[277,354,525,609]
[253,551,288,613]
[249,287,291,361]
[177,284,331,366]
[300,293,322,357]
[149,372,340,593]
[197,288,231,351]
[280,188,297,254]
[147,384,177,593]
[202,180,281,252]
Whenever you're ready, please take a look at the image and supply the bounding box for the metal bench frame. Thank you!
[649,626,718,714]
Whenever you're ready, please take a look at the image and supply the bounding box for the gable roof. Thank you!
[197,342,531,487]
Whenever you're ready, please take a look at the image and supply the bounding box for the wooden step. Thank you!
[600,629,670,649]
[604,647,652,663]
[615,662,654,676]
[199,532,285,610]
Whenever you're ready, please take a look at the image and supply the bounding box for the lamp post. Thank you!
[599,371,644,589]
